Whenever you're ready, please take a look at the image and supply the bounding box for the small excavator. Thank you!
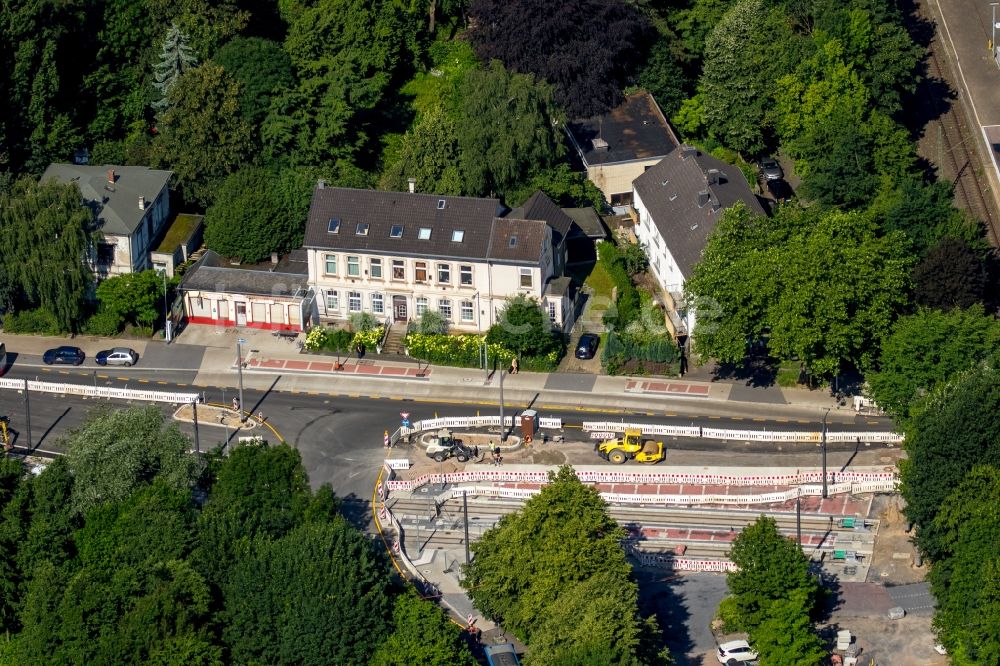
[595,428,665,464]
[425,428,480,463]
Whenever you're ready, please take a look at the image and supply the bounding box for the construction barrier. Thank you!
[582,421,701,437]
[630,550,737,572]
[826,431,904,444]
[0,378,200,404]
[384,458,411,470]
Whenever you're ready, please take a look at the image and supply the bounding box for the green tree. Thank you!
[213,37,294,126]
[456,61,562,196]
[203,167,315,262]
[867,306,1000,422]
[913,236,990,311]
[929,466,1000,665]
[370,591,476,666]
[380,104,464,195]
[151,64,253,207]
[505,163,607,212]
[871,178,974,254]
[749,592,826,666]
[485,295,561,360]
[64,406,201,515]
[221,520,391,665]
[725,516,820,631]
[462,467,659,661]
[0,177,94,330]
[151,23,199,113]
[146,0,249,58]
[899,364,1000,560]
[636,38,689,119]
[94,270,165,331]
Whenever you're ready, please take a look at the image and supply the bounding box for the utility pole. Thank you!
[23,378,31,450]
[499,368,506,442]
[992,3,999,56]
[821,407,830,499]
[192,399,201,454]
[463,491,471,565]
[796,496,802,545]
[236,339,246,424]
[162,270,172,343]
[476,291,488,385]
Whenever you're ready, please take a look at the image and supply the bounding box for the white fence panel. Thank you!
[581,421,701,437]
[702,428,821,443]
[538,417,562,429]
[826,431,905,444]
[384,458,411,470]
[0,378,199,404]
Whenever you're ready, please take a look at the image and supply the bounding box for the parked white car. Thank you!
[717,639,758,664]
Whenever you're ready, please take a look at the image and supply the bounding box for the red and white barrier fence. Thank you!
[581,420,903,444]
[0,378,200,404]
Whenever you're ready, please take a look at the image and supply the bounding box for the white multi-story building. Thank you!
[303,184,573,332]
[632,146,766,341]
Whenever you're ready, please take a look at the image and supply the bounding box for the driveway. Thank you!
[637,571,729,666]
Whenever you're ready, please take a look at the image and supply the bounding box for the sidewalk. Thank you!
[1,327,860,421]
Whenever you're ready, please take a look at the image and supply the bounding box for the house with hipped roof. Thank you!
[41,164,176,277]
[632,145,767,341]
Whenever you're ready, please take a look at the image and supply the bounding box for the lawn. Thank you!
[579,261,615,318]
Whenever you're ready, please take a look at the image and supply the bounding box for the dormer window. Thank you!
[418,227,432,240]
[437,199,446,209]
[356,223,369,236]
[451,229,465,242]
[389,225,403,238]
[327,218,341,234]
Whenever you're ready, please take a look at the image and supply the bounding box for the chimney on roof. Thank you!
[138,196,145,210]
[317,178,326,189]
[591,137,609,152]
[107,169,116,184]
[697,190,710,208]
[407,177,416,194]
[681,146,697,160]
[271,252,279,265]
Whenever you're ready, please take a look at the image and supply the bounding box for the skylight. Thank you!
[418,227,432,240]
[389,225,403,238]
[509,236,517,248]
[437,199,446,209]
[451,229,465,242]
[327,218,341,234]
[356,223,369,236]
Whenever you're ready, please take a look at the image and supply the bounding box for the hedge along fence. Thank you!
[304,325,384,353]
[403,333,560,372]
[602,330,679,364]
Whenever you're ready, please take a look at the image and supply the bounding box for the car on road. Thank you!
[759,157,784,181]
[95,347,139,367]
[575,333,599,359]
[717,639,758,664]
[765,178,793,203]
[43,346,85,366]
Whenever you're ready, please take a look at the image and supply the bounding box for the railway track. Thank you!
[918,1,1000,246]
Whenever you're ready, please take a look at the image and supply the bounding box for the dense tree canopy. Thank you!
[467,0,652,118]
[485,295,562,362]
[213,37,294,127]
[912,236,991,310]
[899,364,1000,561]
[462,466,664,663]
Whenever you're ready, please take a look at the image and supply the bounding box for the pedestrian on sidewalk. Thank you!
[232,397,239,412]
[510,357,519,374]
[492,446,503,466]
[258,411,265,424]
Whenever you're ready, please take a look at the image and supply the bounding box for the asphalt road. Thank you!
[1,363,897,504]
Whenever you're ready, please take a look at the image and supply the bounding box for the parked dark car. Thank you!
[765,178,793,203]
[575,333,600,360]
[43,346,85,366]
[95,347,139,367]
[759,157,784,181]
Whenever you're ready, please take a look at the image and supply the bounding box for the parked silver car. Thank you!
[95,347,139,367]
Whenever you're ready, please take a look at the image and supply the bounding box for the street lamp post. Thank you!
[474,291,487,384]
[993,3,999,55]
[499,368,506,442]
[821,407,831,499]
[161,271,171,343]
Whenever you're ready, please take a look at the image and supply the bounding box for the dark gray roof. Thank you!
[633,146,767,279]
[509,191,575,246]
[487,218,548,264]
[562,207,607,239]
[547,276,573,297]
[566,92,679,167]
[179,250,309,298]
[304,186,504,261]
[41,163,173,236]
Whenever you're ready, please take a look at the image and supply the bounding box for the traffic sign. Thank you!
[237,338,247,344]
[400,411,410,420]
[401,419,411,428]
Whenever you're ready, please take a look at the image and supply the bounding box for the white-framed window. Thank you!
[460,265,473,286]
[519,268,533,288]
[370,258,382,279]
[392,260,405,280]
[325,290,339,311]
[416,297,428,316]
[348,291,361,312]
[415,261,427,282]
[418,227,432,240]
[439,299,452,319]
[548,301,557,323]
[347,256,360,277]
[324,254,337,275]
[437,263,450,283]
[461,300,474,322]
[371,292,384,314]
